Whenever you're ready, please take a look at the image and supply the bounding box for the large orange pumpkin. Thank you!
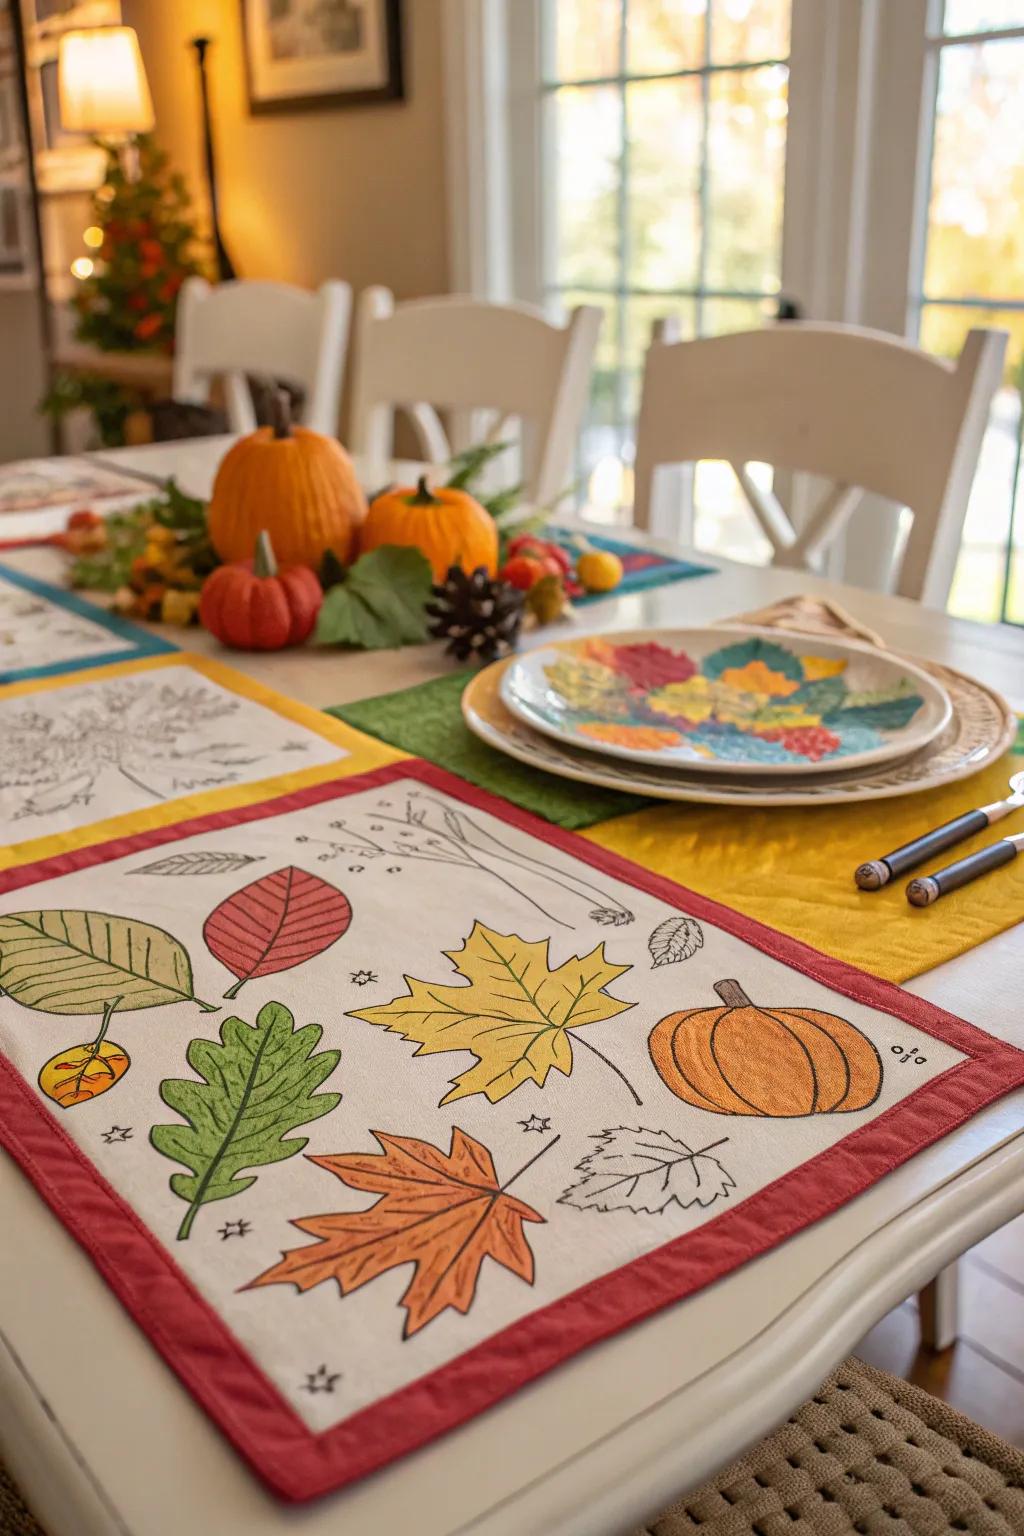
[360,476,498,582]
[649,978,882,1117]
[207,395,365,568]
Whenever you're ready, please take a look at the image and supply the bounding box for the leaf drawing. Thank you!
[203,866,352,999]
[350,920,641,1106]
[130,851,264,877]
[0,910,214,1014]
[150,1000,341,1240]
[559,1127,735,1215]
[38,1002,130,1109]
[247,1126,553,1337]
[648,915,704,968]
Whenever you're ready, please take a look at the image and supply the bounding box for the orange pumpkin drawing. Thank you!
[649,978,882,1117]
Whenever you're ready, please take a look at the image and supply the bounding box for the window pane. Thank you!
[627,78,702,290]
[550,0,622,82]
[919,304,1024,623]
[623,295,697,418]
[922,37,1024,301]
[626,0,705,75]
[702,295,773,334]
[705,65,787,290]
[551,87,623,288]
[711,0,790,64]
[942,0,1024,35]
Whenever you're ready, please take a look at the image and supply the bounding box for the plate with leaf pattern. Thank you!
[499,627,952,776]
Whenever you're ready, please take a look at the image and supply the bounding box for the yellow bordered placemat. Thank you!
[0,652,406,872]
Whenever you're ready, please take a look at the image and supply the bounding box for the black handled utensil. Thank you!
[854,770,1024,890]
[906,831,1024,906]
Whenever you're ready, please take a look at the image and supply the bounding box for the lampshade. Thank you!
[58,27,154,136]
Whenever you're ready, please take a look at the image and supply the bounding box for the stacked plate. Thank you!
[462,626,1016,807]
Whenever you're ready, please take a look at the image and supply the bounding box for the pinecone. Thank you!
[426,565,525,663]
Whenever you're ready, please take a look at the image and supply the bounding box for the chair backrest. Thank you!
[349,288,603,506]
[172,277,351,436]
[633,320,1007,608]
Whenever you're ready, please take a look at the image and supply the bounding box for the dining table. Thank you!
[0,432,1022,1536]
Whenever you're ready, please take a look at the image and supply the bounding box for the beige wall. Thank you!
[122,0,450,298]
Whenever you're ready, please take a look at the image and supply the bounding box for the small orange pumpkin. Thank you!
[199,531,322,651]
[360,475,498,582]
[649,978,882,1118]
[207,393,365,568]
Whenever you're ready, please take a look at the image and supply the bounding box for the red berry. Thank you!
[499,555,546,590]
[507,534,572,576]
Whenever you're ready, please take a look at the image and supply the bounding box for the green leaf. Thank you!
[150,1001,342,1239]
[445,440,514,491]
[790,677,848,716]
[824,694,925,732]
[313,545,432,650]
[0,910,214,1015]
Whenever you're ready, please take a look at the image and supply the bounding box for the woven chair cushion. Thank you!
[636,1356,1024,1536]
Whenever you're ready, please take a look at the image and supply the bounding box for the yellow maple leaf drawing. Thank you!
[350,921,638,1106]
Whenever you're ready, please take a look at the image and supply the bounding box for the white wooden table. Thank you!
[0,435,1022,1536]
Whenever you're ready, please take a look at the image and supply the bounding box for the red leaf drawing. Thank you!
[203,866,352,999]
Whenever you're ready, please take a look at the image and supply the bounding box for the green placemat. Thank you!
[328,672,652,829]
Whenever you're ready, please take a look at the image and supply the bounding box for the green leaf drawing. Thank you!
[313,546,433,650]
[0,910,214,1015]
[825,694,923,732]
[702,638,805,684]
[790,676,848,716]
[151,1000,342,1240]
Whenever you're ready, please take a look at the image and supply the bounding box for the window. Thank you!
[912,2,1024,623]
[540,0,790,543]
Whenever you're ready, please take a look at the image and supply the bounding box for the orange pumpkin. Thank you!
[649,978,882,1117]
[360,476,498,582]
[207,394,365,568]
[199,531,322,651]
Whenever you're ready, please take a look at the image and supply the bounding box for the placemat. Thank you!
[332,672,649,827]
[0,563,175,683]
[0,652,402,872]
[548,526,716,600]
[1,759,1021,1502]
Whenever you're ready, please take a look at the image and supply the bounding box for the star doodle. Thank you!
[302,1364,341,1394]
[101,1125,133,1144]
[350,969,378,986]
[218,1218,252,1240]
[518,1115,551,1134]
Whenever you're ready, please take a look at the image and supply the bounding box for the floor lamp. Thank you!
[190,36,236,281]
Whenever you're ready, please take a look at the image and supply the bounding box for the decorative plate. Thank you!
[466,655,1014,808]
[499,628,952,776]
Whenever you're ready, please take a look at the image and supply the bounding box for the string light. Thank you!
[83,225,104,248]
[70,256,94,279]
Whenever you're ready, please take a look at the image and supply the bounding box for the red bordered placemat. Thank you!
[1,760,1022,1503]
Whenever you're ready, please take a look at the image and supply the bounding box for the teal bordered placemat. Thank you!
[328,672,652,829]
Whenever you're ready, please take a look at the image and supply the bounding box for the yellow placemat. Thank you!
[582,746,1023,983]
[0,652,407,871]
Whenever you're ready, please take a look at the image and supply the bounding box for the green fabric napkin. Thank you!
[327,672,652,829]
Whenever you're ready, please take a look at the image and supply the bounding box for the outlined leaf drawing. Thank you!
[247,1126,554,1337]
[150,1000,341,1240]
[0,910,214,1014]
[648,915,704,968]
[558,1127,735,1215]
[350,920,640,1105]
[130,851,264,877]
[203,866,352,999]
[38,1000,130,1109]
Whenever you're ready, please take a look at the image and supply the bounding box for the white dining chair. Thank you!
[349,288,603,506]
[172,277,351,437]
[633,320,1007,608]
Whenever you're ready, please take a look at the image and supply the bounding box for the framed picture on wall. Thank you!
[242,0,403,113]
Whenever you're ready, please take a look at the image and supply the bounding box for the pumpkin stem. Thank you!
[407,474,439,507]
[714,979,753,1009]
[269,387,292,440]
[254,530,278,579]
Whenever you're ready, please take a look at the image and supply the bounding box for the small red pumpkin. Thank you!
[199,531,322,650]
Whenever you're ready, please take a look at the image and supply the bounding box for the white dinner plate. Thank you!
[499,627,953,777]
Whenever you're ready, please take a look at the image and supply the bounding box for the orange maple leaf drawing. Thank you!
[247,1127,549,1337]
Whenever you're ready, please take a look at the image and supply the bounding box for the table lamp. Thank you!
[58,26,154,179]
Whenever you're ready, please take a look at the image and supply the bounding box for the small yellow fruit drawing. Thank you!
[577,550,623,594]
